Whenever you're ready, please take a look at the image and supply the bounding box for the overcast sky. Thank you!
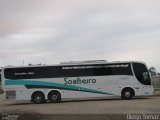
[0,0,160,71]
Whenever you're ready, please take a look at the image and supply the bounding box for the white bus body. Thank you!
[1,60,154,103]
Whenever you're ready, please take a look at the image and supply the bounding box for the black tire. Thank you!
[32,92,45,104]
[48,91,61,103]
[121,88,134,100]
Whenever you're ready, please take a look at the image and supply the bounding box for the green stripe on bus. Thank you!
[5,80,114,95]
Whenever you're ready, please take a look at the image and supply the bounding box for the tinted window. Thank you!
[4,63,133,80]
[111,65,133,75]
[133,63,151,85]
[93,64,132,76]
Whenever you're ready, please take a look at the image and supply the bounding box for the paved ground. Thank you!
[0,94,160,120]
[0,95,160,114]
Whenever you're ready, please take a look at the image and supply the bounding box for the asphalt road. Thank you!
[0,95,160,120]
[0,95,160,114]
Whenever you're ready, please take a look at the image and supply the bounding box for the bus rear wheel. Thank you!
[121,88,134,100]
[48,91,61,103]
[32,92,45,104]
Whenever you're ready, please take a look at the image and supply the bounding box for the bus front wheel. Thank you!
[48,91,61,103]
[121,88,134,100]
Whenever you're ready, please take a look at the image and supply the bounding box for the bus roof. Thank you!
[2,60,146,69]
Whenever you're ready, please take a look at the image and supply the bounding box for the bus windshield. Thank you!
[132,63,151,85]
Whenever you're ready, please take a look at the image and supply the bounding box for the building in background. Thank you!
[149,67,160,78]
[149,67,160,93]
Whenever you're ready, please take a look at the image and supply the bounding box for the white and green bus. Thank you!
[1,60,154,103]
